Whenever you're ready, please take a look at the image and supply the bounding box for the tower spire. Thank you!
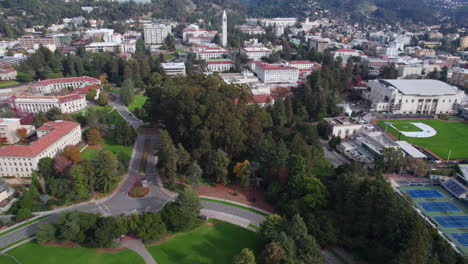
[222,10,228,47]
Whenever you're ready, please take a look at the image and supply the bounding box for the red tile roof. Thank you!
[31,76,100,87]
[0,121,80,157]
[0,68,16,74]
[288,60,313,64]
[71,84,100,95]
[251,94,274,104]
[259,64,297,70]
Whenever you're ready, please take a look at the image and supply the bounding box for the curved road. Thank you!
[0,99,267,250]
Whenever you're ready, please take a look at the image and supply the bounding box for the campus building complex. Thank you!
[143,24,171,47]
[29,76,100,95]
[0,118,35,144]
[254,63,299,83]
[367,79,465,114]
[0,121,81,177]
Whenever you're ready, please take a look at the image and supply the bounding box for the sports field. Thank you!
[147,220,258,264]
[400,185,468,255]
[7,241,144,264]
[377,119,468,159]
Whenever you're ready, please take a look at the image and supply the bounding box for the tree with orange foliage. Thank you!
[16,128,28,139]
[86,128,104,145]
[61,145,82,164]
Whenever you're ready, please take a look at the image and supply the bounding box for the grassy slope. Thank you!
[0,80,19,88]
[8,241,144,264]
[147,221,258,264]
[377,120,468,159]
[0,254,17,264]
[127,94,148,113]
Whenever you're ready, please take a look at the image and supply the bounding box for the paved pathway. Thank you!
[121,240,156,264]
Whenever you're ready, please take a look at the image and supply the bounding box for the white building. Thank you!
[260,18,297,27]
[0,179,14,203]
[219,71,260,85]
[192,44,228,60]
[161,62,186,76]
[0,68,17,80]
[0,118,35,144]
[85,42,120,53]
[0,121,81,177]
[12,94,87,114]
[205,59,235,72]
[29,77,100,95]
[255,63,299,84]
[367,79,465,114]
[144,24,171,47]
[333,49,367,63]
[309,37,329,53]
[182,24,218,45]
[103,33,123,44]
[324,117,364,139]
[398,65,424,78]
[241,47,272,60]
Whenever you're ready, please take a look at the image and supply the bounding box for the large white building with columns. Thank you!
[0,121,81,177]
[11,94,87,114]
[255,63,299,83]
[30,76,100,95]
[367,79,465,114]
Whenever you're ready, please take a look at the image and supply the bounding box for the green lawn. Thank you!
[7,241,144,264]
[0,80,19,88]
[107,110,126,125]
[199,197,269,216]
[128,95,148,113]
[81,137,132,162]
[147,221,258,264]
[391,122,423,132]
[377,119,468,159]
[0,255,16,264]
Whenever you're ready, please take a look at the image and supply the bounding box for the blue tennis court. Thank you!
[452,233,468,247]
[435,216,468,228]
[406,189,444,198]
[419,202,461,212]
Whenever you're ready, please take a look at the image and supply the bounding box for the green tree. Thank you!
[233,248,256,264]
[259,214,285,245]
[86,88,97,101]
[97,92,109,106]
[164,34,176,51]
[46,107,62,121]
[120,79,135,106]
[209,150,230,185]
[70,164,89,199]
[86,128,104,145]
[135,213,167,241]
[186,161,203,185]
[37,223,56,243]
[261,241,286,264]
[32,112,48,128]
[94,150,118,193]
[90,217,121,248]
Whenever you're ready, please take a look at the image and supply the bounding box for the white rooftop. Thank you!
[161,62,186,69]
[381,79,460,96]
[0,118,20,126]
[395,141,427,159]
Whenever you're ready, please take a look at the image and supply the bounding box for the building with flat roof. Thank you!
[367,79,465,114]
[0,120,81,177]
[161,62,186,76]
[255,63,299,84]
[241,47,272,60]
[309,37,329,53]
[0,118,35,144]
[18,35,61,50]
[144,24,171,47]
[205,59,235,72]
[324,117,365,139]
[192,44,228,60]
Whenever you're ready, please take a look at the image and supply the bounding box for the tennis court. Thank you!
[406,189,444,198]
[452,233,468,247]
[419,202,461,212]
[434,216,468,228]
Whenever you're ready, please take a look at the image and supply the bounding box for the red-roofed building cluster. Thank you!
[30,76,100,94]
[191,44,229,60]
[0,120,81,177]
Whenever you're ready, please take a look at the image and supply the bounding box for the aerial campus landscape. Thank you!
[0,0,468,264]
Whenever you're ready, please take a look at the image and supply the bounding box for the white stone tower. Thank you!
[222,10,228,47]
